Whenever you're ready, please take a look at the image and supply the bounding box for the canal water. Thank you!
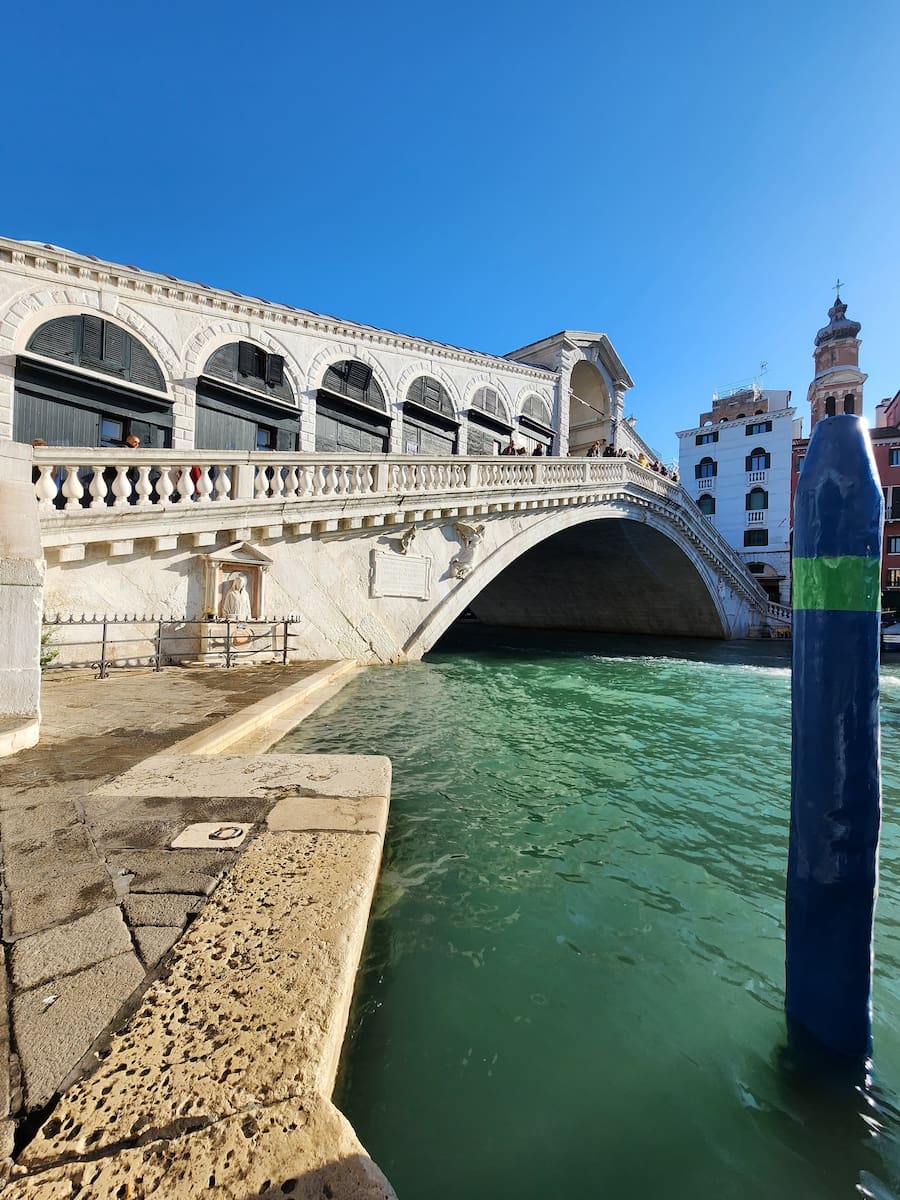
[278,631,900,1199]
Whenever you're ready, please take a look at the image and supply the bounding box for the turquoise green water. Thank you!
[278,634,900,1199]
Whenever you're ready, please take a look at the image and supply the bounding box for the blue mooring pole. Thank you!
[786,413,883,1064]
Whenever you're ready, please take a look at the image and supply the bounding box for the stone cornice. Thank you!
[0,237,556,385]
[675,406,796,439]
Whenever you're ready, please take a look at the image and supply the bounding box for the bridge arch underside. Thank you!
[464,519,726,639]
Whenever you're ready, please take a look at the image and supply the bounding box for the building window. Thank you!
[844,394,856,414]
[887,569,900,589]
[745,447,771,472]
[521,394,553,427]
[747,562,766,573]
[744,529,768,547]
[886,488,900,520]
[695,431,718,446]
[888,537,900,555]
[321,360,386,411]
[695,456,717,479]
[204,342,291,401]
[746,421,772,436]
[795,456,805,472]
[697,494,715,516]
[26,315,166,391]
[890,449,900,468]
[99,417,124,447]
[746,487,769,511]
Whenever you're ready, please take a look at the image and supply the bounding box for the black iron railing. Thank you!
[41,613,305,678]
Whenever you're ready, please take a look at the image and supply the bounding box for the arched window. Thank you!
[403,377,458,455]
[316,360,390,453]
[27,315,165,390]
[745,447,771,472]
[204,342,292,402]
[468,386,512,455]
[844,393,856,414]
[746,487,769,511]
[322,360,386,411]
[697,494,715,516]
[825,395,837,417]
[695,456,717,479]
[15,314,170,447]
[522,394,552,427]
[197,342,297,452]
[747,562,767,573]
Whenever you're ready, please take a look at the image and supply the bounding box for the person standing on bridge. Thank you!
[502,438,518,456]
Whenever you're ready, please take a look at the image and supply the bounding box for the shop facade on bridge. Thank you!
[0,237,643,463]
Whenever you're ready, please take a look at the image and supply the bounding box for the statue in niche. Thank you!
[449,522,485,579]
[221,575,253,621]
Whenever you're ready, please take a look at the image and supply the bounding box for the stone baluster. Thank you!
[254,465,269,501]
[214,466,232,502]
[89,466,108,509]
[270,464,286,500]
[298,464,314,497]
[34,465,58,511]
[195,466,213,504]
[178,465,195,503]
[61,466,84,510]
[283,463,299,499]
[134,466,154,507]
[156,468,175,504]
[110,465,132,507]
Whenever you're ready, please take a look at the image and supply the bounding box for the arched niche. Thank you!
[15,314,172,447]
[316,359,391,453]
[197,341,298,452]
[568,360,610,455]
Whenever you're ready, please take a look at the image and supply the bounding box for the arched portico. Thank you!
[402,503,736,659]
[567,359,612,455]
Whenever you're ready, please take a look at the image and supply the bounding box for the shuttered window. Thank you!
[746,487,768,511]
[696,457,717,479]
[406,376,454,418]
[521,394,552,427]
[26,316,165,391]
[321,361,386,411]
[745,448,771,471]
[203,343,293,404]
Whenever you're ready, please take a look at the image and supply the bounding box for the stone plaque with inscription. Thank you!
[370,550,432,600]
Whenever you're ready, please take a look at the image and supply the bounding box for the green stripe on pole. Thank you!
[793,556,881,613]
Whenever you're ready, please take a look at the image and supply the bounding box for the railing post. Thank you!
[283,620,289,665]
[232,462,255,502]
[99,618,109,680]
[373,461,390,494]
[154,619,163,672]
[225,620,232,669]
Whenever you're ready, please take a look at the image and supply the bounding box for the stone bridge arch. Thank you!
[402,502,743,659]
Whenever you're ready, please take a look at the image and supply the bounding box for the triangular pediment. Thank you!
[203,541,272,567]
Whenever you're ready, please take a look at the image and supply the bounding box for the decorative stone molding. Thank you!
[449,521,486,579]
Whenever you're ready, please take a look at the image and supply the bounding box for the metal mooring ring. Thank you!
[209,825,244,842]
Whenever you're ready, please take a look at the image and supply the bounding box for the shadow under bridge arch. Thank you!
[404,511,729,657]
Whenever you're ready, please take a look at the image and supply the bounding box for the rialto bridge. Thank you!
[21,446,782,665]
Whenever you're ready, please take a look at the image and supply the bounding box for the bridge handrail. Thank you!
[28,448,681,512]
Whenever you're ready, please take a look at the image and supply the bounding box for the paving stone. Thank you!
[0,801,79,847]
[126,870,219,896]
[106,848,236,880]
[6,1097,396,1199]
[132,925,183,969]
[12,951,145,1109]
[0,946,9,1121]
[20,831,383,1163]
[10,907,132,991]
[2,824,100,891]
[8,865,117,939]
[170,821,250,850]
[268,793,388,836]
[94,753,392,801]
[122,893,203,929]
[86,817,193,852]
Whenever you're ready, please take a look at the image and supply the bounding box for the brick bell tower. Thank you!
[808,286,866,431]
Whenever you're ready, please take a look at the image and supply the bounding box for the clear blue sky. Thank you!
[4,0,898,461]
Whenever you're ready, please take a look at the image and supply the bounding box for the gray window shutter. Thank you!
[80,315,103,364]
[266,354,285,388]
